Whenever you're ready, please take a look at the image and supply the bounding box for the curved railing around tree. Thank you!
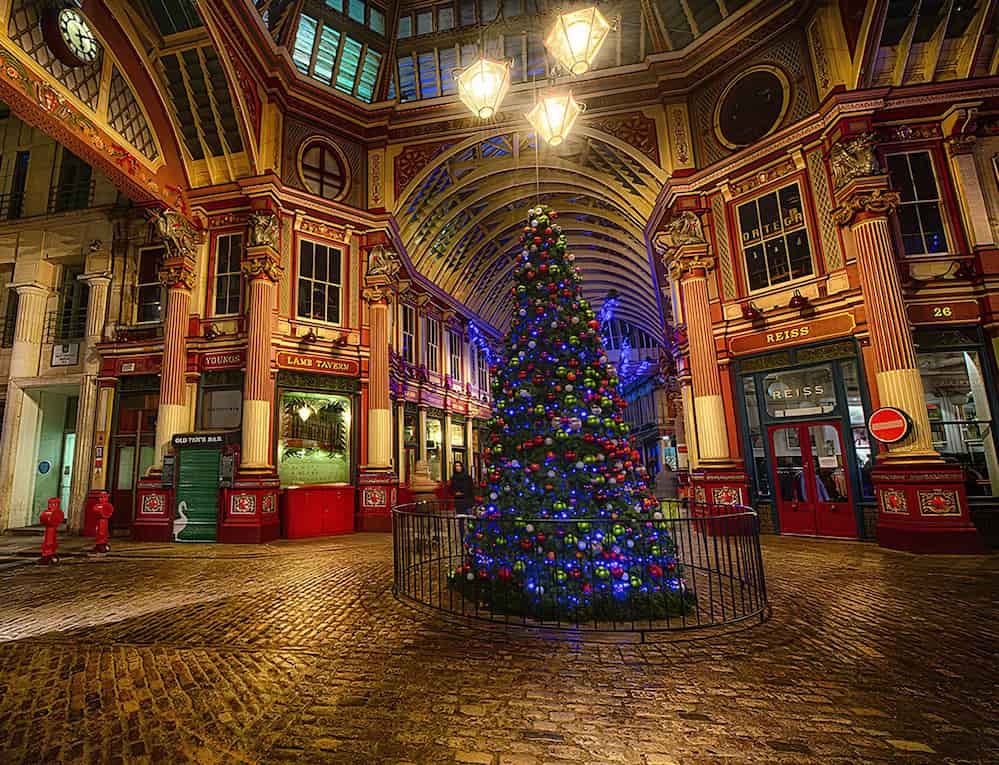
[392,501,768,638]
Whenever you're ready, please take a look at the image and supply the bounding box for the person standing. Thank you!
[449,460,475,513]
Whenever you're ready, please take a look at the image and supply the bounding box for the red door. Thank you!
[110,393,158,530]
[769,422,857,539]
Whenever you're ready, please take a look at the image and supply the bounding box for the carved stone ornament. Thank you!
[944,133,976,157]
[829,133,880,189]
[831,188,901,226]
[154,209,198,258]
[363,284,391,304]
[158,263,195,290]
[365,244,401,283]
[247,211,280,249]
[655,211,705,252]
[241,253,283,282]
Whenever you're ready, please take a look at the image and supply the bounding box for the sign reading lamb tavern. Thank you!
[730,313,856,355]
[276,352,360,376]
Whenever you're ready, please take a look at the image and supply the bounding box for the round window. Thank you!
[299,140,349,201]
[714,67,789,149]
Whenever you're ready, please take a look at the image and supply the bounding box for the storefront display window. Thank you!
[918,349,998,497]
[202,388,242,430]
[741,377,770,496]
[762,364,835,418]
[278,391,352,486]
[426,417,443,480]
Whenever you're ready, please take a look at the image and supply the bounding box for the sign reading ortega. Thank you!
[277,352,360,376]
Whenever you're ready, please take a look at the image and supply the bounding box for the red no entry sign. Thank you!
[868,407,912,444]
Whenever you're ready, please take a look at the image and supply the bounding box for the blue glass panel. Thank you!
[293,15,318,74]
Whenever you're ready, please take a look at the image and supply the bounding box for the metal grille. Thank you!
[48,178,96,213]
[45,308,87,344]
[107,67,160,161]
[393,501,768,640]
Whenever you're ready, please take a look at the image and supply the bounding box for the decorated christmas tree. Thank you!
[455,205,691,621]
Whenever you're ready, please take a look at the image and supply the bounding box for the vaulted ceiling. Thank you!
[394,127,668,340]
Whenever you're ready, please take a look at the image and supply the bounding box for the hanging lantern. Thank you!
[545,7,611,76]
[526,93,584,147]
[455,58,511,119]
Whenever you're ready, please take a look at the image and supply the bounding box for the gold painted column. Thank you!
[670,245,730,464]
[363,284,393,469]
[832,181,938,460]
[240,242,281,470]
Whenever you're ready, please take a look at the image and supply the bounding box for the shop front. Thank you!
[736,339,874,539]
[276,362,360,538]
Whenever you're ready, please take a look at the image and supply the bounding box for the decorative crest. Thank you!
[153,209,198,259]
[247,211,280,249]
[829,133,880,188]
[365,244,401,283]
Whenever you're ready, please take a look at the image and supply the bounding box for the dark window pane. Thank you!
[918,202,947,252]
[887,154,915,202]
[138,286,162,322]
[327,285,340,323]
[778,185,804,230]
[438,6,454,30]
[416,10,433,34]
[439,46,458,95]
[302,242,315,278]
[765,237,790,284]
[398,15,412,37]
[786,231,812,278]
[459,0,475,25]
[312,284,326,319]
[481,0,497,21]
[298,279,310,317]
[138,249,162,283]
[738,201,761,245]
[329,248,342,284]
[417,51,439,98]
[758,192,780,238]
[909,152,938,200]
[314,245,328,281]
[745,245,768,290]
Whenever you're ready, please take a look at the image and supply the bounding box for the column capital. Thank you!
[242,249,283,282]
[11,282,49,298]
[831,184,900,227]
[78,271,112,288]
[158,260,196,290]
[944,133,976,157]
[660,242,715,281]
[363,284,391,304]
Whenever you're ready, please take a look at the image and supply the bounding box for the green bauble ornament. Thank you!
[595,565,609,579]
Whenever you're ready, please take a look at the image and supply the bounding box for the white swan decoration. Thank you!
[173,500,189,541]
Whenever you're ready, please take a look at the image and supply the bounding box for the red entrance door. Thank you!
[768,422,857,539]
[110,392,158,530]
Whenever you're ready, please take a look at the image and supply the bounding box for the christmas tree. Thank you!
[455,205,691,622]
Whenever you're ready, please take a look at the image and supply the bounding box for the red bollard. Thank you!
[93,492,113,553]
[39,498,64,565]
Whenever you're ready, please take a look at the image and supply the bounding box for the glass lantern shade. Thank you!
[526,93,584,147]
[455,58,511,119]
[545,7,611,76]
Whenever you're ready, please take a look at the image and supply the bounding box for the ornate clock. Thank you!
[42,7,101,67]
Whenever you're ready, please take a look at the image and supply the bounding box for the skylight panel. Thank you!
[293,15,318,74]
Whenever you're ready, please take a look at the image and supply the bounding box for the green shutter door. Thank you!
[174,448,220,542]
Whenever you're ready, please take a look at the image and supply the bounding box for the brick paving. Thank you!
[0,533,995,765]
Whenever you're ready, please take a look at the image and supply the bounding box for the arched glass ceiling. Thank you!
[395,127,667,342]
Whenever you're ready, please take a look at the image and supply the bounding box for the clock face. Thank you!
[716,69,787,149]
[58,9,100,65]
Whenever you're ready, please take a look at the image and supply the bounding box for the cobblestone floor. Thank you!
[0,533,995,765]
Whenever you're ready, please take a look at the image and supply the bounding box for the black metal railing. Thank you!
[0,191,25,221]
[48,178,96,214]
[392,500,767,639]
[44,307,88,343]
[0,317,14,348]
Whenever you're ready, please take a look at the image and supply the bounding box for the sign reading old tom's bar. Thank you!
[276,352,360,376]
[730,313,857,355]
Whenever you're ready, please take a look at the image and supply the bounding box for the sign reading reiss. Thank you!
[276,352,360,376]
